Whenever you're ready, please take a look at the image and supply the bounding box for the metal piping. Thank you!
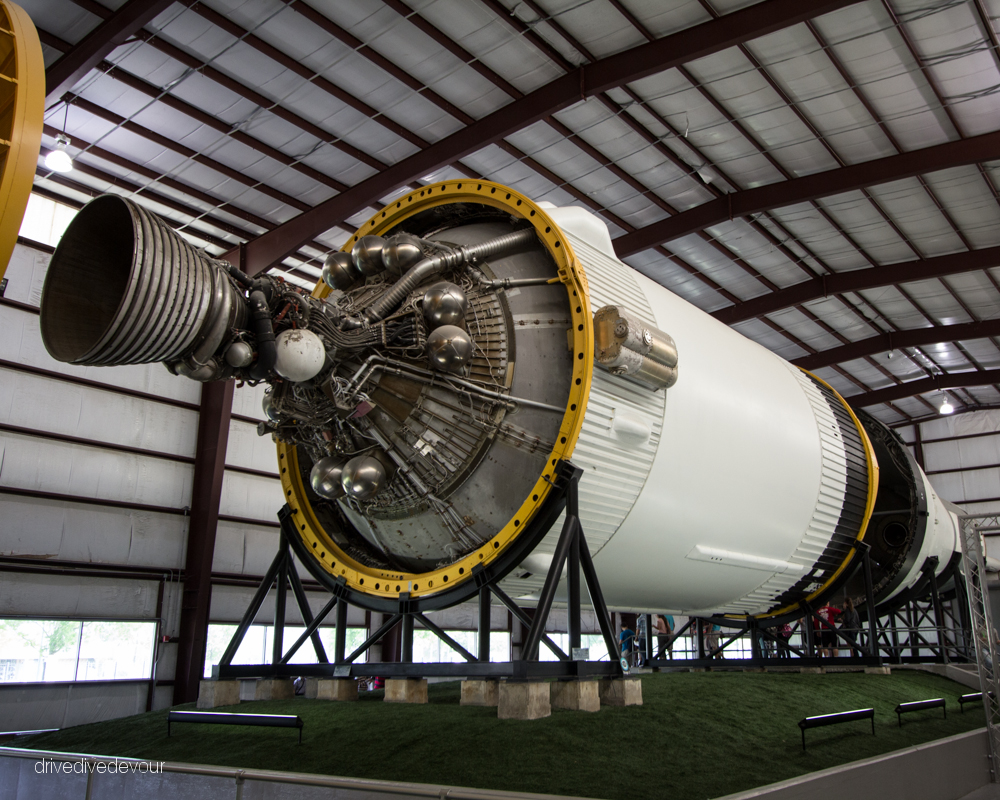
[347,227,537,327]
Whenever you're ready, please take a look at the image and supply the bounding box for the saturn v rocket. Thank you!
[37,181,959,620]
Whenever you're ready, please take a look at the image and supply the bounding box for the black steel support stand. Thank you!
[860,543,883,665]
[478,585,491,662]
[215,461,624,681]
[924,557,948,663]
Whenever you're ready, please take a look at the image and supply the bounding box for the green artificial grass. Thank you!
[15,670,986,800]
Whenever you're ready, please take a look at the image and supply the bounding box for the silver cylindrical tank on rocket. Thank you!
[36,181,958,618]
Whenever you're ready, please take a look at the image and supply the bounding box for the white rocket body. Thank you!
[506,204,958,615]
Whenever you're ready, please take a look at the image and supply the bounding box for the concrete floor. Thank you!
[960,784,1000,799]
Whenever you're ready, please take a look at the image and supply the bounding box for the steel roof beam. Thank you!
[847,369,1000,409]
[614,130,1000,257]
[713,245,1000,326]
[792,319,1000,372]
[229,0,862,275]
[44,0,175,103]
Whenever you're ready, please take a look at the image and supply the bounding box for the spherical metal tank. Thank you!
[423,281,468,327]
[425,324,473,373]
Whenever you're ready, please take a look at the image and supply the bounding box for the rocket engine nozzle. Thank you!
[40,195,245,378]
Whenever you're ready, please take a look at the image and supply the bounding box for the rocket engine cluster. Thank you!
[38,181,960,619]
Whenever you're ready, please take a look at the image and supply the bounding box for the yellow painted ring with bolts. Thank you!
[751,369,880,620]
[276,180,594,600]
[0,0,44,284]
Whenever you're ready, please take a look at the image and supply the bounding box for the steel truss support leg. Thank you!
[478,585,491,662]
[520,464,619,671]
[925,557,948,663]
[861,544,882,664]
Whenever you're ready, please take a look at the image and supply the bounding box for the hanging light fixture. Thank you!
[44,134,73,173]
[939,398,954,415]
[43,103,73,173]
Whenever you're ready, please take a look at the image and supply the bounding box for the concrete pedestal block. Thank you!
[317,678,359,701]
[304,678,319,699]
[385,678,428,704]
[550,680,600,712]
[598,677,643,707]
[865,666,891,675]
[253,679,295,701]
[800,667,826,674]
[498,682,551,720]
[461,680,500,706]
[197,680,240,709]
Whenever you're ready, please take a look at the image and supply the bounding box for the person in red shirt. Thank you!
[814,604,842,657]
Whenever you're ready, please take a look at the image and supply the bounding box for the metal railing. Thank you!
[0,747,587,800]
[959,513,1000,782]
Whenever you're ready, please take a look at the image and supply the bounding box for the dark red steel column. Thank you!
[173,379,234,704]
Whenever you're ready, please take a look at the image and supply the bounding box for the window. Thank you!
[538,633,608,662]
[0,619,156,683]
[203,624,369,677]
[18,193,77,248]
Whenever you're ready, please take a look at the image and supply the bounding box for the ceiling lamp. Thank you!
[44,134,73,173]
[939,398,954,415]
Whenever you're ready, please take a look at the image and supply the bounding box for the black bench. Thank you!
[167,711,303,744]
[960,692,989,712]
[895,698,946,726]
[798,708,874,750]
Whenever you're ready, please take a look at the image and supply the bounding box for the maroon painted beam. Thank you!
[45,0,175,102]
[847,369,1000,408]
[174,380,234,704]
[793,319,1000,371]
[614,130,1000,258]
[712,244,1000,326]
[228,0,862,275]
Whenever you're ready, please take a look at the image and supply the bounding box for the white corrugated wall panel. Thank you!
[225,419,279,474]
[0,432,192,509]
[0,494,186,568]
[0,367,199,458]
[0,682,148,732]
[217,471,285,523]
[0,305,201,406]
[0,572,160,617]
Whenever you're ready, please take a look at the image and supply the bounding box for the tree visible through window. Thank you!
[0,619,155,683]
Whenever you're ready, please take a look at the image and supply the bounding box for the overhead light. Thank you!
[940,399,954,415]
[44,134,73,173]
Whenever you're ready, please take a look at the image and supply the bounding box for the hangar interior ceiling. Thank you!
[22,0,1000,426]
[4,0,1000,726]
